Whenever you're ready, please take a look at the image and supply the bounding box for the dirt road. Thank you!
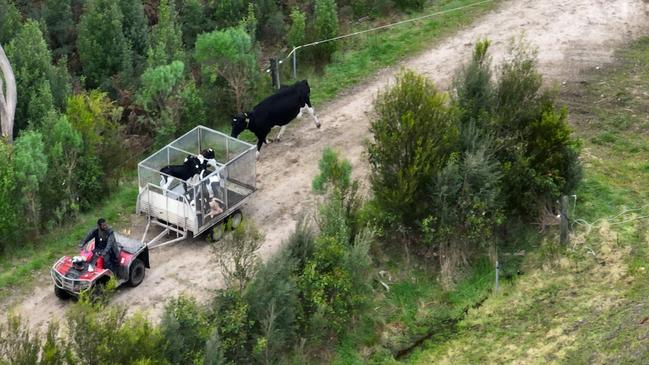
[9,0,649,329]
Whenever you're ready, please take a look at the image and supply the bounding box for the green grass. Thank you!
[0,183,138,298]
[393,36,649,364]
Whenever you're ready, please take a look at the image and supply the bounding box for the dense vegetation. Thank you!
[0,33,583,363]
[0,0,436,253]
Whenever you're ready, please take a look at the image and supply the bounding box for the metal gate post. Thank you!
[270,58,280,90]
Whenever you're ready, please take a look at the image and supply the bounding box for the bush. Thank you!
[367,70,458,237]
[314,0,339,64]
[490,39,582,217]
[453,39,493,130]
[423,125,503,286]
[208,289,254,365]
[287,8,306,48]
[161,296,209,364]
[66,301,166,364]
[213,220,263,293]
[393,0,424,11]
[0,141,22,252]
[244,248,300,365]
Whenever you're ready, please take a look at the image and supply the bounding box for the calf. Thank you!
[231,80,321,159]
[159,148,216,191]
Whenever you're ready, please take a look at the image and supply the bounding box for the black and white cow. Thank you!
[230,80,321,159]
[159,148,216,191]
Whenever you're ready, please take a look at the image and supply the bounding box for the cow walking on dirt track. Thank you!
[230,80,321,159]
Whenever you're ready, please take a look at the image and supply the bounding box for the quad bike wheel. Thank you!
[128,258,146,287]
[206,223,224,242]
[54,285,71,300]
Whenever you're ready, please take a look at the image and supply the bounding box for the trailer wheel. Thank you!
[229,210,243,230]
[54,285,70,300]
[207,223,224,242]
[128,259,146,287]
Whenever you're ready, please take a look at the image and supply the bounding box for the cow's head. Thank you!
[231,112,249,139]
[201,148,215,160]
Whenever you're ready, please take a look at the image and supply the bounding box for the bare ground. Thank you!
[8,0,649,330]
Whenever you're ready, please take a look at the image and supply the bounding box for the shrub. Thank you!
[393,0,424,11]
[367,70,459,237]
[0,141,22,252]
[66,301,166,364]
[161,296,209,364]
[423,126,503,286]
[314,0,339,63]
[208,289,254,365]
[245,248,300,365]
[491,39,582,217]
[453,39,493,130]
[287,8,306,48]
[213,220,263,293]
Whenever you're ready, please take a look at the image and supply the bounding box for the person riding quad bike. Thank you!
[79,218,119,273]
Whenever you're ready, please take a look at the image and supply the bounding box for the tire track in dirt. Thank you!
[8,0,648,330]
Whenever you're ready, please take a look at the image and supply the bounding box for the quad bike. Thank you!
[51,233,150,299]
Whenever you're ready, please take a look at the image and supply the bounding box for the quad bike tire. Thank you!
[128,258,146,287]
[54,285,71,300]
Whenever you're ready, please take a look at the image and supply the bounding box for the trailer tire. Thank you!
[128,259,146,287]
[207,223,224,242]
[229,210,243,230]
[54,285,70,300]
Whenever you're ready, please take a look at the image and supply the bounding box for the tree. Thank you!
[148,0,185,67]
[136,60,187,146]
[5,21,57,133]
[12,130,48,231]
[453,39,493,130]
[287,8,306,48]
[195,27,258,113]
[367,70,458,236]
[0,140,21,251]
[43,0,75,61]
[40,113,83,227]
[177,0,210,49]
[0,44,16,143]
[119,0,149,69]
[211,0,249,29]
[490,39,581,217]
[314,0,339,63]
[0,0,21,45]
[161,296,209,364]
[77,0,132,90]
[66,91,125,206]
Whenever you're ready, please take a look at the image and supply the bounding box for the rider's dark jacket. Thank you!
[80,228,119,265]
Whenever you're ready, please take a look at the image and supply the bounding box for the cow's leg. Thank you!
[163,176,175,190]
[306,105,321,128]
[256,139,264,160]
[303,96,321,128]
[275,125,287,142]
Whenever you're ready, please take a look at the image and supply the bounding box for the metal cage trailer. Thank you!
[137,125,257,247]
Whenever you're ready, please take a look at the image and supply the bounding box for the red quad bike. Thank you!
[51,233,150,299]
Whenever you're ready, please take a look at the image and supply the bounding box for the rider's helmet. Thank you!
[72,256,85,271]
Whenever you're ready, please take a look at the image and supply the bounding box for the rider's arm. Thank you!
[99,233,117,257]
[79,229,97,248]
